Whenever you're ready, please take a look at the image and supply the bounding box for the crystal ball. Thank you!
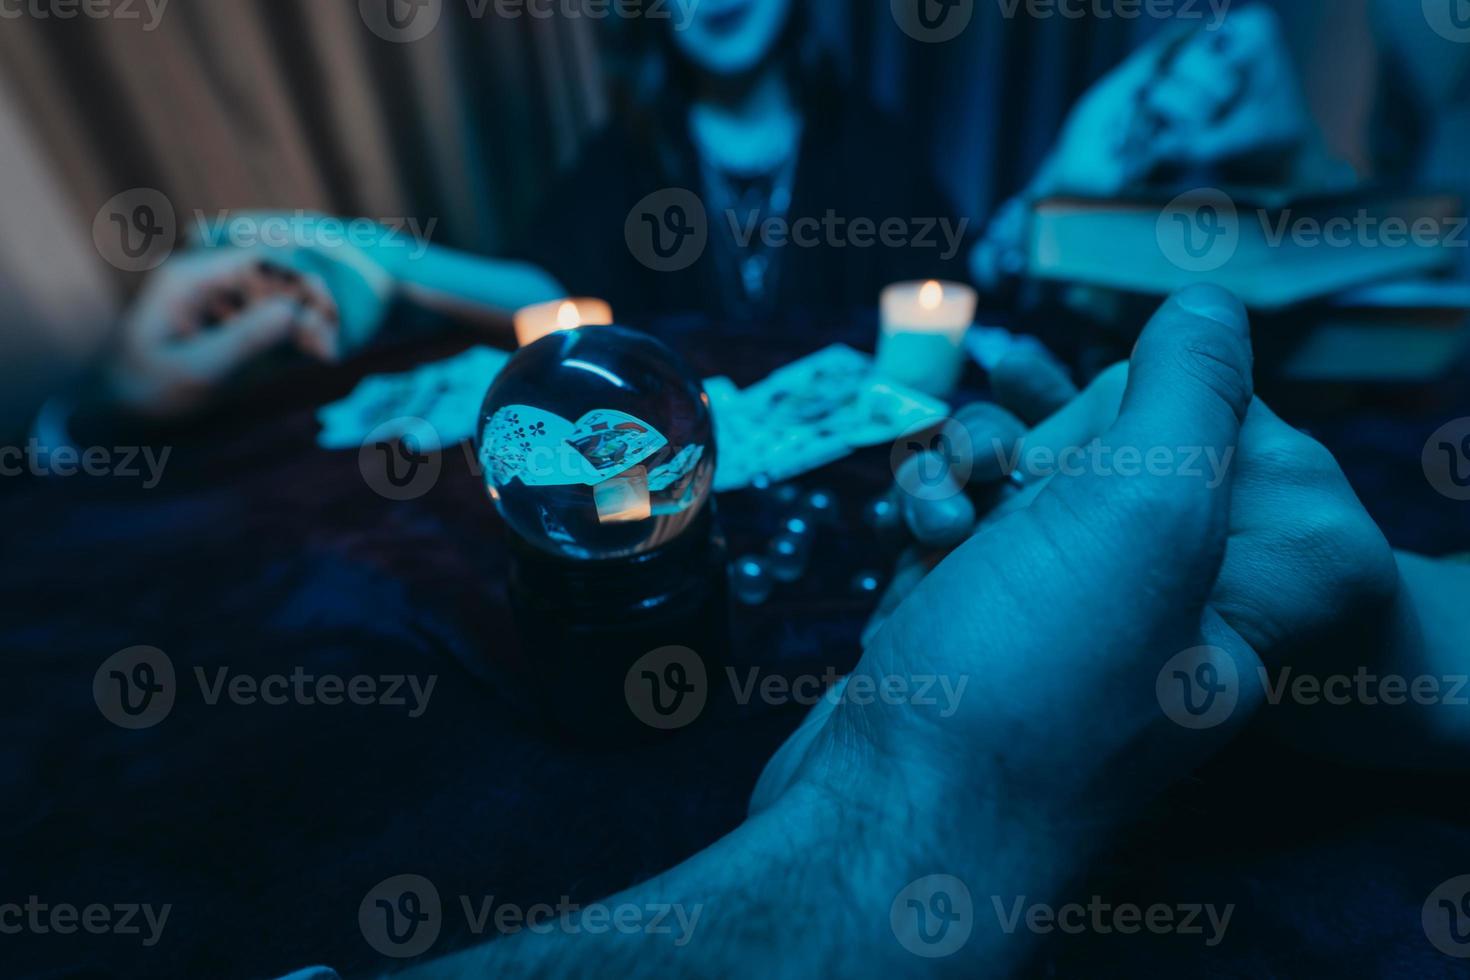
[478,325,715,561]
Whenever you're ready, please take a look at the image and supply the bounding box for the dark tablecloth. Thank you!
[2,313,1468,979]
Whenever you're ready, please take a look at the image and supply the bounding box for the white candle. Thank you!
[514,297,614,348]
[876,280,978,398]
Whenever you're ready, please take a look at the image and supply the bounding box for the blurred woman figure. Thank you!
[519,0,1324,322]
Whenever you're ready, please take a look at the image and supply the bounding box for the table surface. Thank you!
[2,312,1469,979]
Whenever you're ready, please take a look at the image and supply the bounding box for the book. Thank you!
[1029,189,1463,311]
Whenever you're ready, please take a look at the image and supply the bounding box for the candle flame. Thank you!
[919,280,944,311]
[556,301,582,330]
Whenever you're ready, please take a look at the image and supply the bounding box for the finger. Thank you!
[1083,283,1253,578]
[167,296,300,382]
[954,401,1029,485]
[989,344,1080,425]
[137,250,270,340]
[989,362,1126,501]
[292,272,341,363]
[898,469,977,550]
[1111,284,1253,469]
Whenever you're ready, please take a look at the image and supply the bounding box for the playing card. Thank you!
[706,345,950,492]
[738,344,871,431]
[841,383,948,448]
[482,406,669,488]
[647,444,705,494]
[566,409,669,483]
[483,405,580,487]
[316,346,509,451]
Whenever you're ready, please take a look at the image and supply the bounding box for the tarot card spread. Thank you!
[709,345,949,492]
[318,343,947,496]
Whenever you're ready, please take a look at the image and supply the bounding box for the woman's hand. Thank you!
[103,250,340,417]
[974,7,1320,288]
[1044,6,1311,197]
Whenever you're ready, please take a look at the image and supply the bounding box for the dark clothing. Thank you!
[516,99,975,323]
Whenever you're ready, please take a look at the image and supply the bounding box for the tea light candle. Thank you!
[876,280,978,398]
[514,298,614,348]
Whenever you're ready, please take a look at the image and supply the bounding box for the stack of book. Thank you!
[1027,188,1469,384]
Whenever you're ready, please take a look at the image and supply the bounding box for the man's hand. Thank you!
[103,250,340,417]
[411,284,1269,978]
[868,323,1409,777]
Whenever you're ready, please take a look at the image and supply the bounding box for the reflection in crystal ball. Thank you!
[478,326,716,561]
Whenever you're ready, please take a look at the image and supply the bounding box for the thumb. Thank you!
[1030,284,1251,624]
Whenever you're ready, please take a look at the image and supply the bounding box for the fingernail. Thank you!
[909,494,974,545]
[1173,283,1244,329]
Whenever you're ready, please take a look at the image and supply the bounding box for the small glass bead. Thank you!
[731,555,774,606]
[767,532,812,583]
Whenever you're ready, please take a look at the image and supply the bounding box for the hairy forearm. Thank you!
[393,773,1076,979]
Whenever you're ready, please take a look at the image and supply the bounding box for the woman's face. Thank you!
[670,0,795,78]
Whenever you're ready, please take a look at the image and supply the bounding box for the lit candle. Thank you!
[514,297,614,348]
[876,280,978,398]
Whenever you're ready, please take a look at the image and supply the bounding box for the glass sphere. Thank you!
[478,325,715,562]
